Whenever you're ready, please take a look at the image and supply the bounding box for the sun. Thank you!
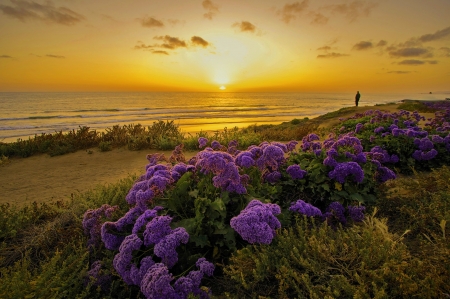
[219,85,226,90]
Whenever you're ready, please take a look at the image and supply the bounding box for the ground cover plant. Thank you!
[1,101,450,298]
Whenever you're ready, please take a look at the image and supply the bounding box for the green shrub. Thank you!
[98,141,112,152]
[0,239,90,299]
[223,213,443,298]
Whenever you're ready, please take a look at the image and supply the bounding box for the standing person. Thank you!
[355,91,360,107]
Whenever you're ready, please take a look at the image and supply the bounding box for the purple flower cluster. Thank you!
[110,213,191,289]
[85,260,111,291]
[82,204,119,248]
[289,200,322,217]
[328,162,364,184]
[230,199,281,244]
[289,200,366,225]
[324,201,347,225]
[368,146,399,164]
[347,205,366,222]
[412,137,438,161]
[195,150,247,194]
[286,164,307,179]
[140,258,214,299]
[198,137,208,149]
[301,133,322,153]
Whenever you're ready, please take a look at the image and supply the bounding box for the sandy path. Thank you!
[0,148,197,206]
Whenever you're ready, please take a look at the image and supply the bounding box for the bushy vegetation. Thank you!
[0,116,321,159]
[1,101,450,298]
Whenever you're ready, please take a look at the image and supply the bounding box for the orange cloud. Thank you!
[232,21,256,33]
[191,36,209,47]
[324,1,378,22]
[0,0,85,25]
[317,52,349,58]
[140,16,164,28]
[202,0,219,20]
[277,1,309,24]
[352,41,373,50]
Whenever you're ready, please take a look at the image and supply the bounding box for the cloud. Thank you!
[324,1,378,22]
[376,40,387,47]
[308,11,328,25]
[317,46,332,51]
[0,0,85,25]
[135,35,211,54]
[0,55,13,58]
[387,71,412,74]
[46,54,65,58]
[232,21,256,33]
[317,52,349,58]
[440,47,450,57]
[153,35,187,49]
[352,41,373,50]
[202,0,219,20]
[398,59,438,65]
[388,47,432,58]
[168,19,184,26]
[277,1,309,24]
[152,50,169,55]
[418,26,450,43]
[191,36,209,47]
[139,16,164,28]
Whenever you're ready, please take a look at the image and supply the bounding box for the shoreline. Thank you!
[0,102,430,206]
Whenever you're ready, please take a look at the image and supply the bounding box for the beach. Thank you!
[0,103,430,206]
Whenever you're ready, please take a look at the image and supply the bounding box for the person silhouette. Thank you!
[355,91,360,107]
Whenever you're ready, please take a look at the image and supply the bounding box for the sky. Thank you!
[0,0,449,93]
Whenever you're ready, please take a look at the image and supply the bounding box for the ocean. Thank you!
[0,91,446,143]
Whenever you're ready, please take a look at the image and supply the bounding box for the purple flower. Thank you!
[355,123,363,133]
[235,151,255,168]
[323,156,338,167]
[264,171,281,183]
[230,199,281,244]
[85,260,111,291]
[289,200,322,217]
[101,222,126,250]
[373,127,384,134]
[173,258,215,298]
[325,202,347,225]
[431,135,444,143]
[328,162,364,184]
[130,256,156,286]
[132,207,163,234]
[287,140,298,151]
[113,234,143,285]
[211,140,221,150]
[82,204,119,248]
[143,216,173,247]
[154,227,189,269]
[271,142,289,153]
[198,137,208,149]
[256,144,285,171]
[140,263,176,299]
[375,166,396,182]
[286,164,307,179]
[348,205,366,222]
[196,258,215,277]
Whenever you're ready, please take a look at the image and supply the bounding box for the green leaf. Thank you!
[190,234,210,247]
[350,193,364,203]
[321,183,330,191]
[209,198,226,219]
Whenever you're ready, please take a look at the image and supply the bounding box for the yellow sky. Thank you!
[0,0,449,93]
